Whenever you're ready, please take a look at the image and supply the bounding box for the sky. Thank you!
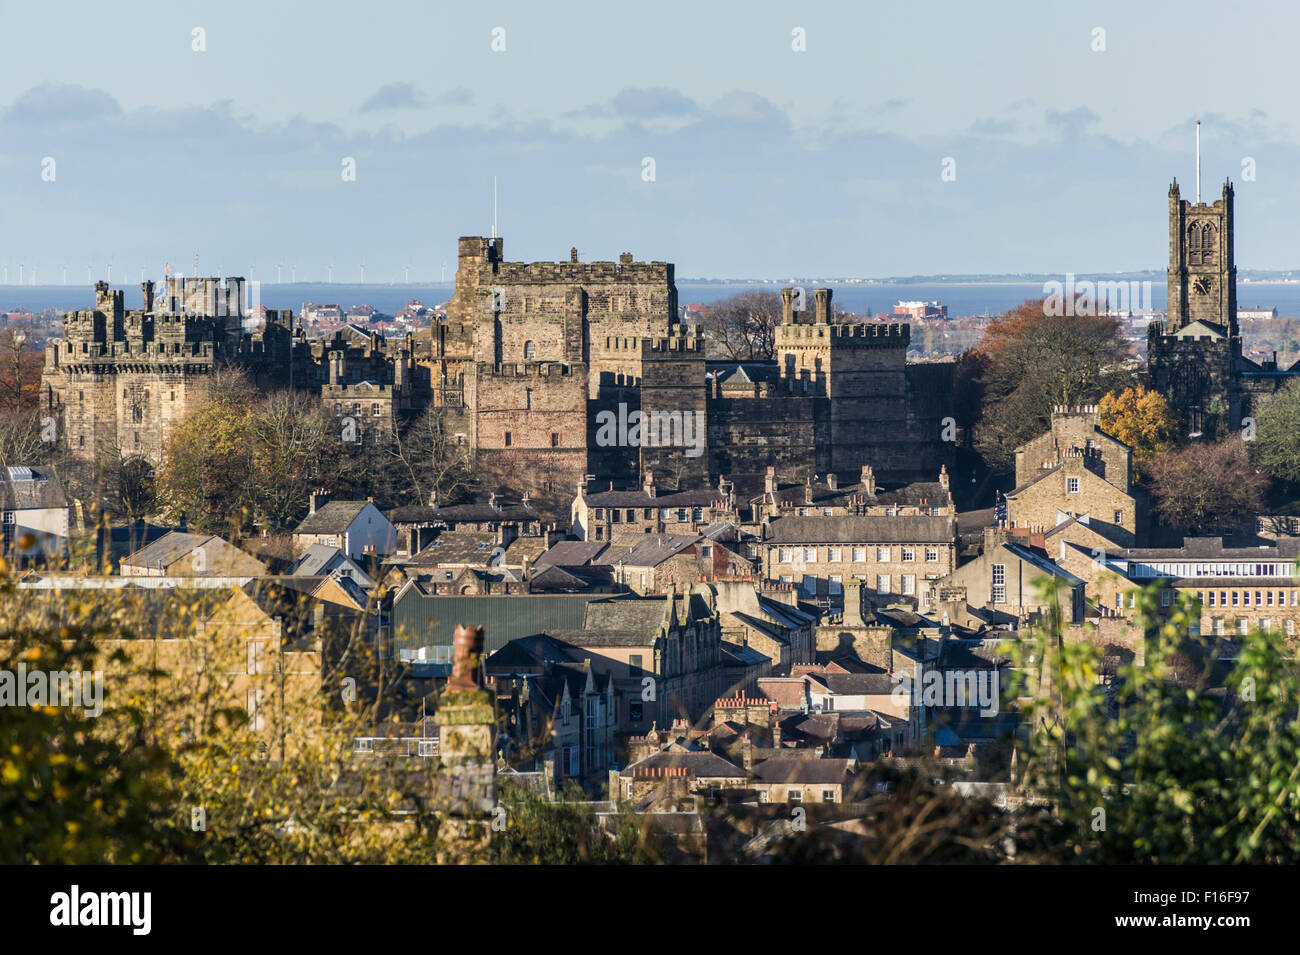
[2,0,1299,280]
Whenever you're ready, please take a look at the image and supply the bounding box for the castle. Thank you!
[1147,178,1300,435]
[42,239,955,509]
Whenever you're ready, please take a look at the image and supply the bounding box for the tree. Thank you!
[1008,579,1300,863]
[1148,439,1268,534]
[971,299,1129,466]
[1249,378,1300,486]
[370,409,473,509]
[1099,385,1181,481]
[699,291,780,361]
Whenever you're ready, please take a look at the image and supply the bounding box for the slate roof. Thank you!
[609,534,700,567]
[751,757,856,784]
[534,540,611,568]
[294,500,369,535]
[402,531,499,566]
[619,750,748,780]
[583,597,668,633]
[765,515,955,545]
[819,672,897,695]
[584,489,729,508]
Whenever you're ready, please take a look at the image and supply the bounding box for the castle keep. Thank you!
[42,238,954,508]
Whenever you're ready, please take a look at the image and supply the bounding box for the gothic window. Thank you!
[1201,223,1214,263]
[524,340,536,359]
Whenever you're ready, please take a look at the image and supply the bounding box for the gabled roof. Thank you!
[619,750,748,780]
[609,534,700,567]
[1002,542,1085,586]
[294,500,369,535]
[534,540,611,568]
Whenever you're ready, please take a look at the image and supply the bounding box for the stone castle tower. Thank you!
[42,277,296,465]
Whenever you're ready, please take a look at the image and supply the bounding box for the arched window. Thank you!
[1201,223,1214,263]
[524,340,536,359]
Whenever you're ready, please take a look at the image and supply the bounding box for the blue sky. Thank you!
[1,0,1298,280]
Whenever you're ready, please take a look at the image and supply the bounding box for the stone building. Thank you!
[42,277,296,464]
[760,513,959,609]
[43,239,954,515]
[1006,405,1145,548]
[1148,178,1300,436]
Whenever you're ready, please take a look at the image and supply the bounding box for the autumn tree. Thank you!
[1249,378,1300,487]
[971,299,1129,466]
[699,291,780,361]
[1148,439,1268,534]
[1099,385,1181,481]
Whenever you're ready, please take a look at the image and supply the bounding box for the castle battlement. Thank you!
[776,321,910,345]
[478,360,583,379]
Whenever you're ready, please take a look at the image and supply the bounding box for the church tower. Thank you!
[1166,177,1237,335]
[1148,176,1243,437]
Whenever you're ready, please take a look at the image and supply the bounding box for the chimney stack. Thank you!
[938,464,950,490]
[141,280,155,313]
[827,473,838,492]
[643,470,655,498]
[780,287,796,324]
[814,288,832,324]
[861,465,876,496]
[764,466,776,496]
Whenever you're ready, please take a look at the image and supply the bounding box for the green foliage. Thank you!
[1251,378,1300,486]
[1009,579,1300,863]
[492,780,658,864]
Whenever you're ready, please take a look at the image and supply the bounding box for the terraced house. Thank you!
[760,514,959,609]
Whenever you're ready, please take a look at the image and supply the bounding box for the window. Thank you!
[524,340,536,359]
[801,575,817,596]
[822,790,836,803]
[1114,510,1122,524]
[877,575,890,594]
[852,547,865,562]
[1161,589,1171,607]
[1067,477,1079,493]
[828,575,842,595]
[779,548,792,563]
[901,548,914,562]
[246,689,265,732]
[1213,617,1224,636]
[1288,620,1296,636]
[334,402,342,415]
[246,641,265,676]
[823,508,833,516]
[628,654,643,676]
[828,547,841,562]
[504,432,512,447]
[925,547,939,563]
[371,403,380,417]
[701,545,712,558]
[991,563,1006,605]
[788,789,803,804]
[803,548,816,562]
[901,575,915,596]
[551,433,559,447]
[877,548,890,562]
[1237,618,1248,636]
[629,702,644,722]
